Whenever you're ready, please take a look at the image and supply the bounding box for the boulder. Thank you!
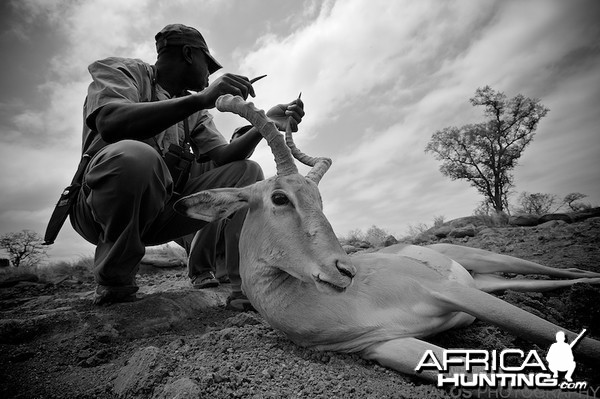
[354,240,373,249]
[411,234,436,245]
[448,224,477,238]
[539,213,572,224]
[447,215,506,228]
[433,226,452,238]
[422,214,508,240]
[342,245,359,254]
[141,255,185,268]
[383,235,399,247]
[569,207,600,222]
[509,214,540,227]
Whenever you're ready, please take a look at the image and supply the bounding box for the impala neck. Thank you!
[240,252,301,312]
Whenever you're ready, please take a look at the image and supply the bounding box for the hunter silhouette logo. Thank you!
[546,329,586,382]
[415,329,590,391]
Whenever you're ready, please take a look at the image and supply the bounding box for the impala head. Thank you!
[175,95,356,293]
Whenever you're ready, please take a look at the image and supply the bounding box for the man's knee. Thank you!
[105,140,163,176]
[233,159,264,184]
[88,140,169,190]
[248,159,264,179]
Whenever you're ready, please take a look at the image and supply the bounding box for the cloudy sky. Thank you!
[1,0,599,263]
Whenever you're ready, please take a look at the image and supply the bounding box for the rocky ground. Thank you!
[1,217,599,398]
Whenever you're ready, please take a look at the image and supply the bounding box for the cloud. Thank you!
[1,0,599,263]
[241,1,499,114]
[231,0,600,236]
[514,65,600,195]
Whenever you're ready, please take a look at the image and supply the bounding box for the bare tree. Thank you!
[0,230,48,267]
[425,86,549,213]
[515,192,558,215]
[563,192,589,211]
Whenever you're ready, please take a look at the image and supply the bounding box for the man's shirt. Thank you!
[82,57,227,158]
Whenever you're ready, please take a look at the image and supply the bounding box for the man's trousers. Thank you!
[70,140,263,293]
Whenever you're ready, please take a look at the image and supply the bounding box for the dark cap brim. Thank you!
[204,50,222,74]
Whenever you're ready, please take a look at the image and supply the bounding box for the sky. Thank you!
[0,0,599,263]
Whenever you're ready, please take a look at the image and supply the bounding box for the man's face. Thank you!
[187,48,210,91]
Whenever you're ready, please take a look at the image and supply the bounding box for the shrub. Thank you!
[405,223,430,239]
[363,225,389,247]
[340,226,394,248]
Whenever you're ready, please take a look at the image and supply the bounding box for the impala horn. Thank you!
[284,121,332,185]
[215,94,298,176]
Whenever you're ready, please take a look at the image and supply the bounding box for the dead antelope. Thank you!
[175,95,600,396]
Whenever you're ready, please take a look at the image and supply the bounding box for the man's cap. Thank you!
[155,24,222,74]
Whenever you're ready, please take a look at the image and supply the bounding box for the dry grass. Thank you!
[0,242,187,284]
[0,256,95,283]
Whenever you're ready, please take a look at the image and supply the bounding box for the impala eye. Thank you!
[271,192,290,206]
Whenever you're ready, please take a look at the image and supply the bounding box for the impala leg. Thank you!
[427,243,600,278]
[432,282,600,364]
[362,337,444,381]
[473,273,600,293]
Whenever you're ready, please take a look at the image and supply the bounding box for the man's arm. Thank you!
[208,127,263,165]
[96,95,207,143]
[94,73,255,143]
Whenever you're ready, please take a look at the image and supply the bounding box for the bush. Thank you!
[341,229,365,244]
[433,215,446,227]
[39,257,95,283]
[340,225,393,248]
[0,256,95,284]
[364,225,389,247]
[405,223,430,239]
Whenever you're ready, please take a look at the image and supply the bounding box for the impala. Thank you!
[175,95,600,397]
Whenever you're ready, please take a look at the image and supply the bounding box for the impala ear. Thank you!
[174,187,249,222]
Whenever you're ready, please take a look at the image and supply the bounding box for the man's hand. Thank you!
[267,97,305,132]
[196,73,256,109]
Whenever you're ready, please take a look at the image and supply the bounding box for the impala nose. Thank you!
[336,260,356,280]
[312,258,356,293]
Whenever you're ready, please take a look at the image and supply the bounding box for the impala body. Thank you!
[236,175,475,352]
[176,95,600,396]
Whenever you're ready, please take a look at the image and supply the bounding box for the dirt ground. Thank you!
[1,217,599,398]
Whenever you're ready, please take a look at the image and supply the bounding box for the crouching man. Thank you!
[69,24,304,308]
